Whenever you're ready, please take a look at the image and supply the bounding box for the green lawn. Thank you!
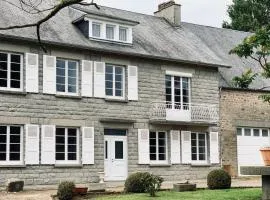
[92,188,262,200]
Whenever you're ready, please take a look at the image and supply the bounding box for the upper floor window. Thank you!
[106,24,115,40]
[105,64,124,98]
[56,127,79,164]
[92,22,101,38]
[0,125,22,165]
[56,59,78,95]
[0,52,22,91]
[166,75,190,110]
[150,131,167,163]
[119,27,128,42]
[191,132,207,163]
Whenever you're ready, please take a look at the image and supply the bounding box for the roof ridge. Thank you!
[182,21,252,35]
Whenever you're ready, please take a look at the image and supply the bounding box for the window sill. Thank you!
[149,164,171,167]
[0,90,27,95]
[191,163,211,167]
[54,164,83,168]
[55,94,82,99]
[0,165,26,168]
[105,98,128,103]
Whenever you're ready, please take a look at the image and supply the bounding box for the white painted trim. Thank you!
[166,70,193,77]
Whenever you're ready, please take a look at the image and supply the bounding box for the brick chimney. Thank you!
[154,0,181,26]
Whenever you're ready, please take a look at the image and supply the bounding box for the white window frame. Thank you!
[56,59,79,96]
[92,22,101,38]
[237,127,270,137]
[105,64,125,100]
[0,52,23,92]
[149,131,168,164]
[106,24,116,40]
[119,26,128,42]
[191,132,208,164]
[55,127,80,165]
[0,125,23,165]
[166,75,191,110]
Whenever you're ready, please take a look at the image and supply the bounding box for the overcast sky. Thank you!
[95,0,233,28]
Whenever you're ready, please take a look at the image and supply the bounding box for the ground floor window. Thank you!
[0,125,22,164]
[56,127,79,164]
[191,132,207,162]
[150,131,167,162]
[237,127,269,137]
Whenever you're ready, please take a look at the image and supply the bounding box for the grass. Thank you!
[91,188,262,200]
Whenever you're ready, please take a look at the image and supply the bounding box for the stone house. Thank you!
[186,21,270,177]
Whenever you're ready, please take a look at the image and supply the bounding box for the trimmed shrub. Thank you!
[57,181,75,200]
[124,172,163,196]
[207,169,231,190]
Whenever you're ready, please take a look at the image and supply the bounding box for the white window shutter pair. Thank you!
[25,53,39,93]
[43,55,56,94]
[138,129,150,164]
[25,124,39,165]
[128,66,138,100]
[210,132,220,164]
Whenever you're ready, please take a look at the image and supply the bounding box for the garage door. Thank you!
[237,127,270,175]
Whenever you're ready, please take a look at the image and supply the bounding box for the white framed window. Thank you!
[237,127,270,137]
[105,64,125,98]
[56,59,78,95]
[149,131,167,163]
[106,24,115,40]
[119,26,128,42]
[92,22,101,38]
[0,52,23,91]
[262,129,269,137]
[253,129,260,137]
[244,128,251,136]
[165,75,190,110]
[55,127,79,164]
[191,132,207,163]
[0,125,23,165]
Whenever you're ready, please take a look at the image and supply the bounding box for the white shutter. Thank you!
[138,129,150,164]
[41,125,55,164]
[25,124,40,165]
[43,55,56,94]
[210,132,220,164]
[81,60,93,97]
[25,53,39,93]
[181,131,191,164]
[82,127,94,164]
[93,61,105,98]
[170,130,181,164]
[128,66,138,100]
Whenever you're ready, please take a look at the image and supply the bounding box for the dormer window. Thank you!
[106,24,115,40]
[119,27,128,42]
[92,22,101,38]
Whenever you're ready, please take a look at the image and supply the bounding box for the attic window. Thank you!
[92,22,101,38]
[106,24,115,40]
[119,27,127,42]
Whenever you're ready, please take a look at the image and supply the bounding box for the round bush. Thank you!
[207,169,231,190]
[124,172,152,193]
[57,181,75,200]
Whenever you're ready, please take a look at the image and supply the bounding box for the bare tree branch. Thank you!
[0,0,100,52]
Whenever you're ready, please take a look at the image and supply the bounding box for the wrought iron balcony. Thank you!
[150,101,219,124]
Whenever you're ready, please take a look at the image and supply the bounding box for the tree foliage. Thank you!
[232,69,257,89]
[230,26,270,102]
[223,0,270,32]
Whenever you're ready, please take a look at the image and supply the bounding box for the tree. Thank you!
[223,0,270,32]
[0,0,99,51]
[232,69,257,89]
[230,26,270,102]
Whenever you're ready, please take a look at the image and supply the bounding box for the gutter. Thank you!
[0,34,231,69]
[219,86,270,93]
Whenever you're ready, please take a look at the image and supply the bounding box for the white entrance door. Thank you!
[104,136,128,181]
[237,128,270,175]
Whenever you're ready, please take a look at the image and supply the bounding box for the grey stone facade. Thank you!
[0,41,220,186]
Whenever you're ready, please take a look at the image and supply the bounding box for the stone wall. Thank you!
[0,41,220,186]
[220,89,270,176]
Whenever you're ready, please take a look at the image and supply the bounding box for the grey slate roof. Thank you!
[0,1,269,90]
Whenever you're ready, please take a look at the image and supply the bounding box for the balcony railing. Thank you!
[150,101,219,123]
